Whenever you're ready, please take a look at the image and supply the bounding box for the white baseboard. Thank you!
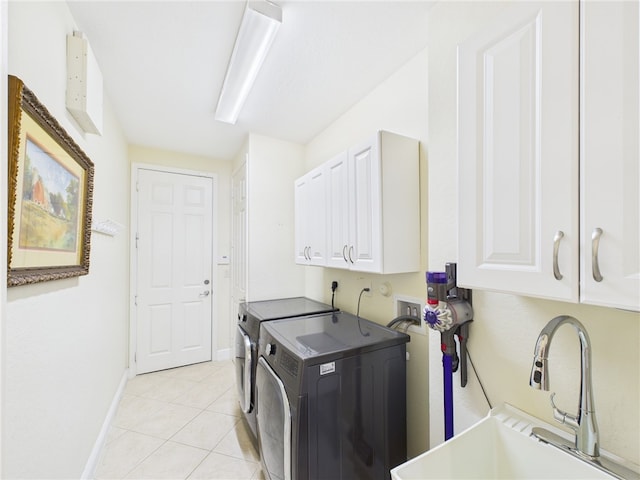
[216,348,231,361]
[81,369,129,479]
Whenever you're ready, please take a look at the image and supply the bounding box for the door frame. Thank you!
[129,163,218,377]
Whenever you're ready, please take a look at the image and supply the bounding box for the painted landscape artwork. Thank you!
[8,75,94,285]
[19,137,80,252]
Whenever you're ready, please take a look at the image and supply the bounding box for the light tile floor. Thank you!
[94,360,264,480]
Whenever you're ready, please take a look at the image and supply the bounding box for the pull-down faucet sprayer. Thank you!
[529,316,639,479]
[529,315,599,459]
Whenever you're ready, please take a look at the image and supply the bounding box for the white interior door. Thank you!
[134,167,213,374]
[231,162,247,309]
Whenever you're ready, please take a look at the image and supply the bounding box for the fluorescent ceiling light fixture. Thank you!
[215,0,282,124]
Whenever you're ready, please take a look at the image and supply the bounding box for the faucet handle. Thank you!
[550,393,579,431]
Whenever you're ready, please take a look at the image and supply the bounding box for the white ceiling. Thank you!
[67,1,433,161]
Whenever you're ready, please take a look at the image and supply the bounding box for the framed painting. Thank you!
[7,75,94,286]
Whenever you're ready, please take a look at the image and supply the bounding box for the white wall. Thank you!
[246,134,306,301]
[0,0,8,474]
[4,2,130,477]
[303,47,430,458]
[128,145,233,358]
[427,1,639,464]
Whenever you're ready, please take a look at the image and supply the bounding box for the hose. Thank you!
[386,315,421,329]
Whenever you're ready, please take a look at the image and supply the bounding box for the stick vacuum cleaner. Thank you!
[424,263,473,441]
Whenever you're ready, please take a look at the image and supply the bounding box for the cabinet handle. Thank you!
[552,230,564,280]
[307,246,311,261]
[591,228,603,282]
[348,246,355,264]
[342,245,348,263]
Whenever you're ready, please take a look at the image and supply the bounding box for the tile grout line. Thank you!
[96,360,253,479]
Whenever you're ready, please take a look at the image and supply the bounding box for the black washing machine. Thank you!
[255,311,409,480]
[235,297,337,442]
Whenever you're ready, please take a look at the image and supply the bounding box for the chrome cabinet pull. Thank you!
[553,231,564,280]
[342,245,348,263]
[348,246,355,264]
[591,228,603,282]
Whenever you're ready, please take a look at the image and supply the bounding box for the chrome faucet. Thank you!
[529,315,599,459]
[528,316,639,479]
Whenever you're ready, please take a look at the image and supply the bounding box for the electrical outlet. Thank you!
[394,295,426,335]
[358,277,372,296]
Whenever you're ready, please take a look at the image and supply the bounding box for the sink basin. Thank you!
[391,404,639,479]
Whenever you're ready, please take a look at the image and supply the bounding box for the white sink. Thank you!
[391,404,639,479]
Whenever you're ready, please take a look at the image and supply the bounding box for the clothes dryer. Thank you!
[235,297,337,442]
[256,311,409,480]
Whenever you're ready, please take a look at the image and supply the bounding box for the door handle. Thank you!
[199,290,210,297]
[591,228,603,282]
[552,230,564,280]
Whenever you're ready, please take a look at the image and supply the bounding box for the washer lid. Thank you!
[241,296,336,321]
[263,311,409,361]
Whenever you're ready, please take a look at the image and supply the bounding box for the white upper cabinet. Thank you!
[346,131,420,274]
[326,151,351,268]
[579,1,640,310]
[346,136,383,272]
[299,130,420,274]
[294,164,327,266]
[458,2,579,303]
[458,1,639,311]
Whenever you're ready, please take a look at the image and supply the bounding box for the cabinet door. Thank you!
[458,2,579,302]
[348,134,382,273]
[294,175,311,264]
[326,151,350,268]
[294,167,327,266]
[580,1,640,311]
[307,166,327,266]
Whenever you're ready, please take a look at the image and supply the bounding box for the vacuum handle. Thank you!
[457,323,470,388]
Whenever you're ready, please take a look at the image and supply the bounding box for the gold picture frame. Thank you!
[7,75,94,287]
